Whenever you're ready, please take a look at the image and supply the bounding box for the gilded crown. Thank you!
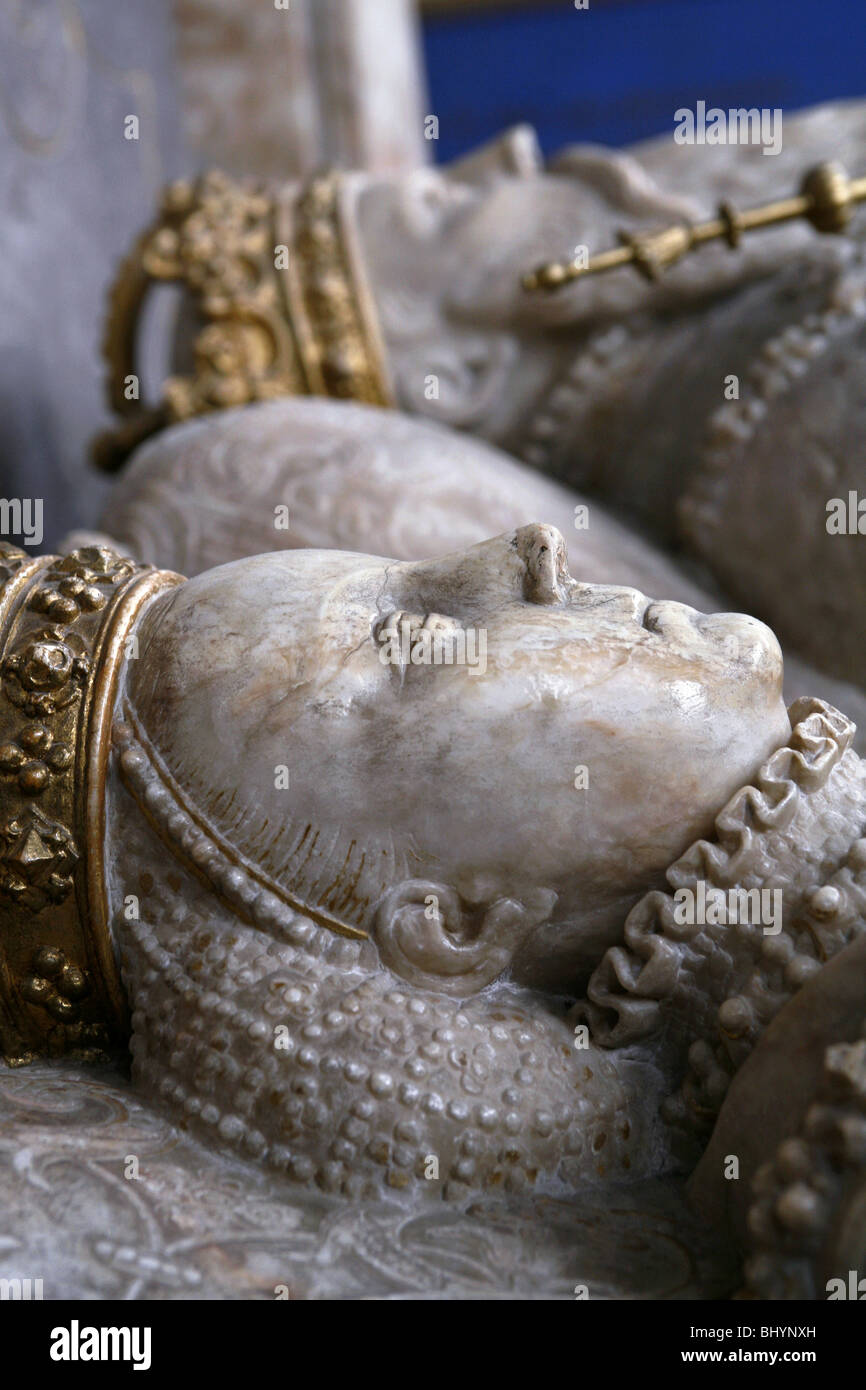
[94,169,394,472]
[0,543,181,1065]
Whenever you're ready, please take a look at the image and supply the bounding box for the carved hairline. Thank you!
[113,706,370,949]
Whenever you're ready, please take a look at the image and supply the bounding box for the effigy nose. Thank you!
[514,523,572,605]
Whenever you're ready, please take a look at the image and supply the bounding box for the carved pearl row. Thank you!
[680,280,866,548]
[743,1026,866,1299]
[516,324,634,475]
[110,774,632,1198]
[112,714,370,960]
[666,835,866,1137]
[121,897,611,1198]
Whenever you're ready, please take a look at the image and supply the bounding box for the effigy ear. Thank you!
[372,879,556,997]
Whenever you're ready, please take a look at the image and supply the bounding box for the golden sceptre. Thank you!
[523,161,866,293]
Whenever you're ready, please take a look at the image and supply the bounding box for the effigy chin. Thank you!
[1,527,865,1299]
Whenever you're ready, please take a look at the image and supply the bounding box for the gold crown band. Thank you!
[0,544,182,1065]
[275,172,394,407]
[94,169,395,473]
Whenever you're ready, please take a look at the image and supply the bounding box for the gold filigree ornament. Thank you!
[0,543,182,1065]
[94,169,394,472]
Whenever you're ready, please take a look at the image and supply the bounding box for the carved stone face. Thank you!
[128,524,789,993]
[357,169,591,431]
[354,162,706,433]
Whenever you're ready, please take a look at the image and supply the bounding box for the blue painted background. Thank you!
[422,0,866,161]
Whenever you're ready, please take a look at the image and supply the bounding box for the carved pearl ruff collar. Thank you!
[579,696,866,1135]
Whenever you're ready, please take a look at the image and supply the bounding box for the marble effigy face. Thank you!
[90,395,866,756]
[124,524,789,986]
[104,524,790,1202]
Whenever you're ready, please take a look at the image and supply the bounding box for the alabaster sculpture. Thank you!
[86,396,866,750]
[1,528,865,1298]
[97,105,866,696]
[12,98,866,1300]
